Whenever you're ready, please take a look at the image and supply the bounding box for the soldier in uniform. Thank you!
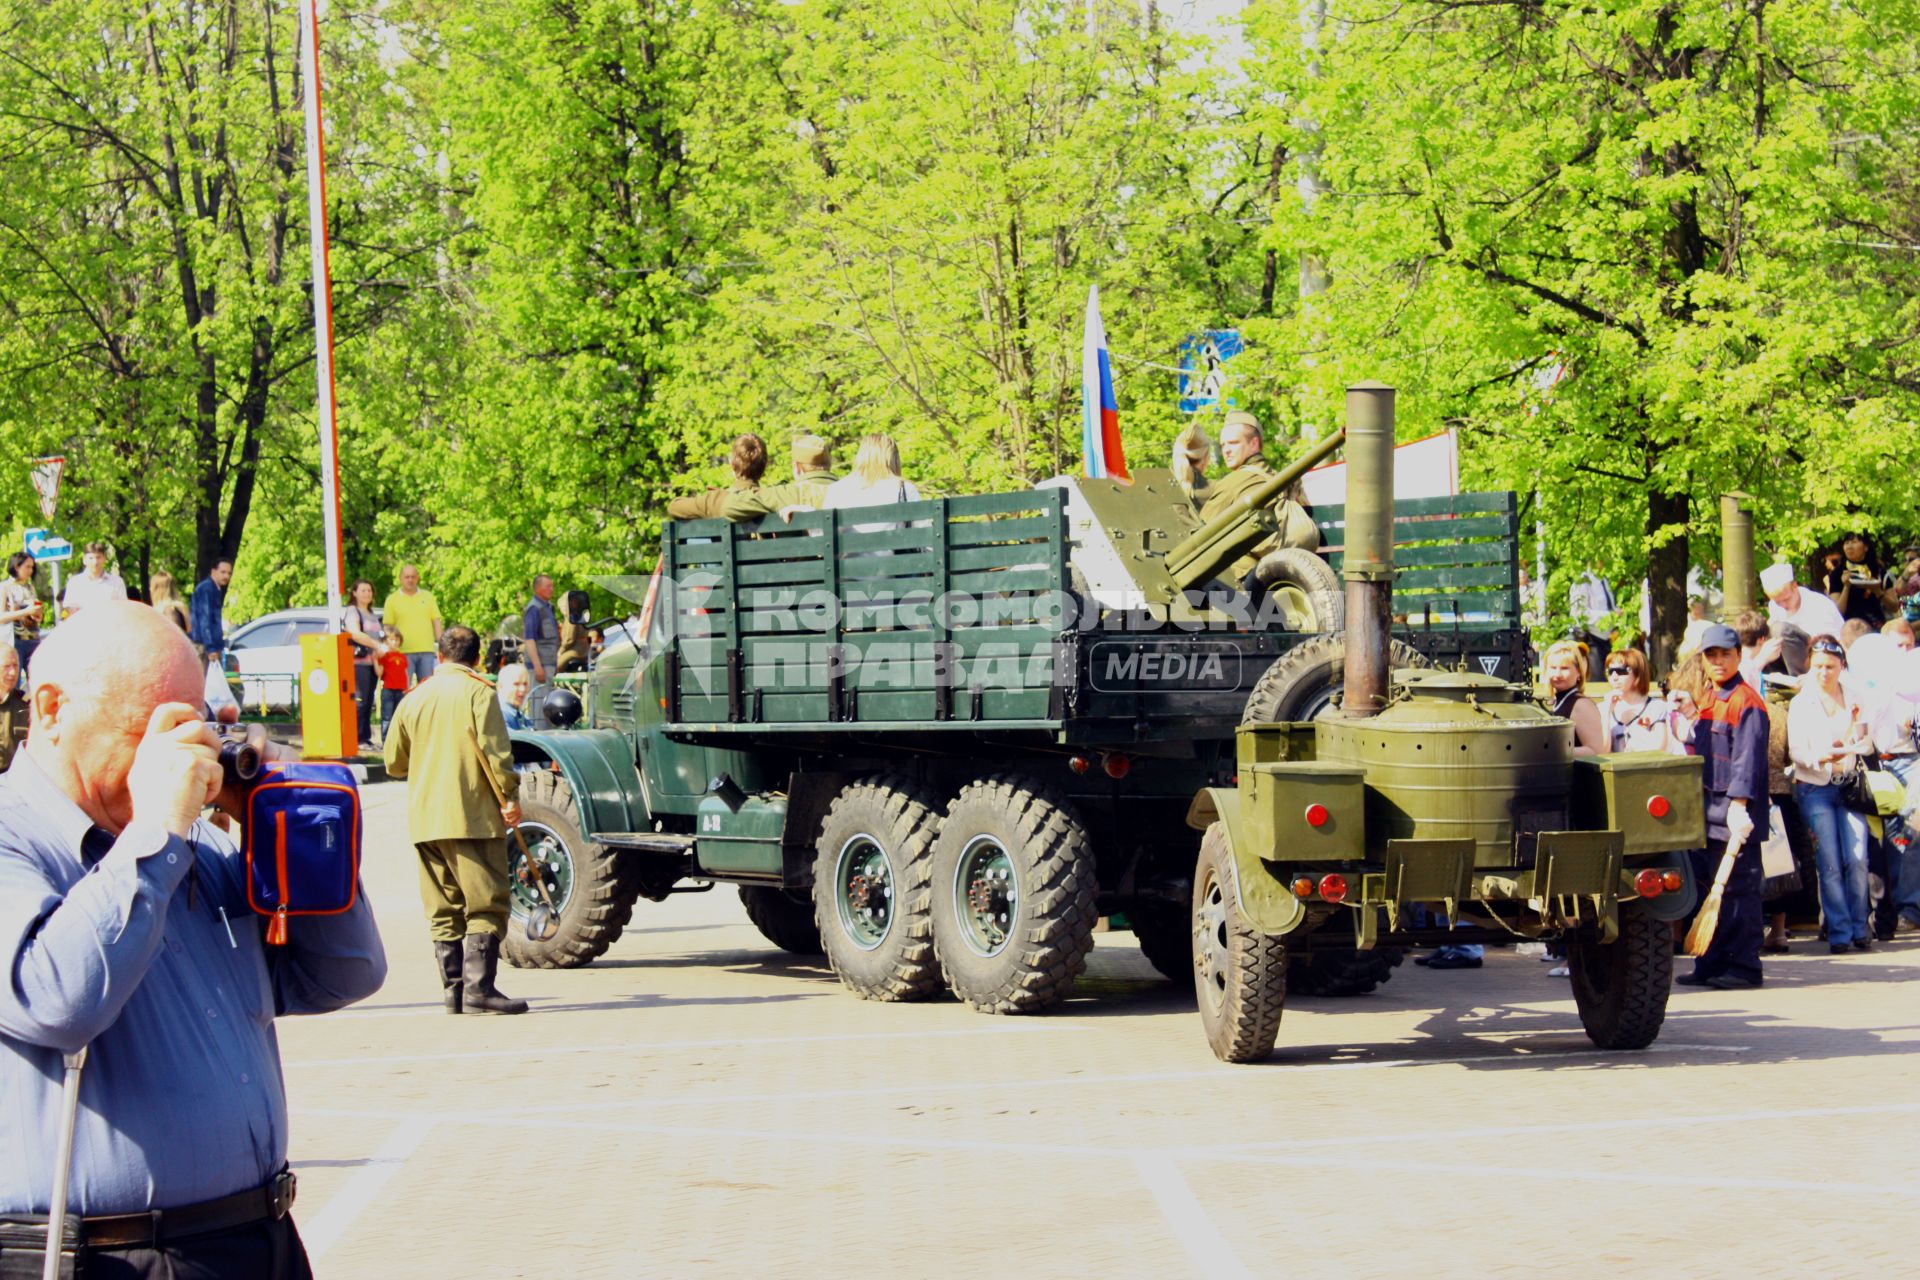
[0,646,27,769]
[1195,410,1319,584]
[1678,623,1770,990]
[723,434,839,521]
[382,624,529,1015]
[667,433,769,520]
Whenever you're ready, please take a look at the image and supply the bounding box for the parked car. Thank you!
[222,606,371,711]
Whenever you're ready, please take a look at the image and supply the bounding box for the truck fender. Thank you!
[1187,787,1306,938]
[508,728,650,838]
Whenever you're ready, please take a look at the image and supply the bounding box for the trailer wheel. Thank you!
[812,774,944,1001]
[932,775,1098,1014]
[738,886,824,956]
[1251,547,1343,633]
[502,769,639,970]
[1241,631,1431,724]
[1569,900,1672,1050]
[1193,823,1287,1062]
[1130,901,1195,984]
[1285,943,1405,998]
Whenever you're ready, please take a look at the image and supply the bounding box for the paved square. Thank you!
[276,782,1919,1277]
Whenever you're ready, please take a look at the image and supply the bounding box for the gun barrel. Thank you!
[1163,428,1348,591]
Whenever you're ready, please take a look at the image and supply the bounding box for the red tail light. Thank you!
[1103,754,1131,779]
[1634,869,1665,898]
[1067,755,1091,775]
[1318,873,1348,903]
[1647,795,1671,818]
[1304,803,1330,828]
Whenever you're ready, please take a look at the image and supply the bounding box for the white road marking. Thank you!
[1131,1152,1252,1279]
[285,1022,1089,1068]
[1217,1150,1920,1197]
[298,1117,435,1263]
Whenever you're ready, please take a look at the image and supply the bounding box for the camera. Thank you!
[212,722,269,788]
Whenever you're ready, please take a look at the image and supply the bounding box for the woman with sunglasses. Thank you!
[1600,647,1679,754]
[1787,635,1875,953]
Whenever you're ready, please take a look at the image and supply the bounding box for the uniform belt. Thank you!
[80,1170,296,1249]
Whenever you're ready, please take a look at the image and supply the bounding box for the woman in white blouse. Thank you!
[1599,647,1680,754]
[1788,635,1875,953]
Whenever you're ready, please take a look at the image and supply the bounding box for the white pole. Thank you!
[300,0,345,627]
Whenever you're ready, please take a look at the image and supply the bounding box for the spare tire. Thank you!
[1251,547,1343,633]
[1242,631,1431,724]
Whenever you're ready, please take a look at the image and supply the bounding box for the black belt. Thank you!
[80,1170,296,1250]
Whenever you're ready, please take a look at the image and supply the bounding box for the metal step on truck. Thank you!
[500,389,1536,1016]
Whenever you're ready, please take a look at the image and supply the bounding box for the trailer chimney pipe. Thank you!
[1341,383,1396,717]
[1719,493,1756,620]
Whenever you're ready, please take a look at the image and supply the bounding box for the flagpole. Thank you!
[301,0,345,623]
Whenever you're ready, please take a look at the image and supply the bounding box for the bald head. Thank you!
[27,602,208,830]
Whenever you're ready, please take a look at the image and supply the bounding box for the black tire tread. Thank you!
[1570,901,1672,1050]
[1193,824,1287,1063]
[1242,632,1431,725]
[935,774,1098,1015]
[1285,945,1405,998]
[1252,547,1344,633]
[813,773,944,1002]
[738,885,825,956]
[502,769,639,970]
[1131,901,1194,984]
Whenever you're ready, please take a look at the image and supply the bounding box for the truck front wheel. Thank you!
[1193,823,1287,1063]
[502,769,640,970]
[932,775,1097,1014]
[812,774,944,1001]
[1569,900,1672,1050]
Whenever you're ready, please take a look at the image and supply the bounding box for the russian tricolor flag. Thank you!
[1080,285,1129,481]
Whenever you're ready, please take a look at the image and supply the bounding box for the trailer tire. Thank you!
[1241,631,1431,724]
[1285,943,1405,998]
[502,769,639,970]
[813,774,945,1001]
[739,886,824,956]
[1130,901,1195,984]
[1193,823,1287,1062]
[932,775,1098,1014]
[1251,547,1344,633]
[1569,900,1672,1050]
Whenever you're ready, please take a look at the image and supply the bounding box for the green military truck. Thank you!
[501,401,1534,1015]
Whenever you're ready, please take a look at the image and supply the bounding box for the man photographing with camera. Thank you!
[0,602,387,1278]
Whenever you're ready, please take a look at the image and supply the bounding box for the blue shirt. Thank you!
[190,576,226,656]
[0,754,386,1215]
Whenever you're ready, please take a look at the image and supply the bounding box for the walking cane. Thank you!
[465,726,559,941]
[43,1046,87,1280]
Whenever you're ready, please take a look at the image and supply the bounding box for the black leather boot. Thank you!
[434,940,463,1014]
[462,933,529,1015]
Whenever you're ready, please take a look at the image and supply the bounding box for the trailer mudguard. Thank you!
[1186,786,1306,937]
[508,728,650,837]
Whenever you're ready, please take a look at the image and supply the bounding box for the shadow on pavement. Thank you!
[525,990,825,1015]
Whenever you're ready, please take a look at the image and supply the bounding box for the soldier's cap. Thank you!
[1699,623,1741,653]
[1221,410,1261,435]
[791,434,832,470]
[1759,562,1796,594]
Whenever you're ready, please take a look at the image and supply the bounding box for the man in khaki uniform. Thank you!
[667,432,768,521]
[722,434,838,521]
[0,647,27,770]
[383,624,528,1015]
[1196,410,1318,583]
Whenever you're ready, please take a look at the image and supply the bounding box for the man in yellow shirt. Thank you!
[383,563,444,686]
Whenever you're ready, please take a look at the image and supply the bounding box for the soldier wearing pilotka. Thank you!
[1195,410,1320,585]
[722,434,838,521]
[382,624,529,1015]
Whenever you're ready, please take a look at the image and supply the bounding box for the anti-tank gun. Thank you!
[1184,383,1708,1063]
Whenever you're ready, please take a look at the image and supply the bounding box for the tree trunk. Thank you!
[1645,489,1689,673]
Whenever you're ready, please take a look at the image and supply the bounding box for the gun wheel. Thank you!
[1193,822,1286,1063]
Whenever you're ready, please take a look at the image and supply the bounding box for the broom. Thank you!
[1684,831,1745,957]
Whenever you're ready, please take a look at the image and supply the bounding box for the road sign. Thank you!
[24,528,73,562]
[28,455,64,522]
[1177,330,1242,413]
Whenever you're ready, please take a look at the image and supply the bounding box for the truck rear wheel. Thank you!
[1193,823,1287,1062]
[812,774,944,1001]
[1130,901,1195,984]
[738,886,824,956]
[502,769,640,970]
[1285,943,1404,998]
[1251,547,1343,633]
[932,775,1097,1014]
[1241,631,1431,724]
[1569,900,1672,1050]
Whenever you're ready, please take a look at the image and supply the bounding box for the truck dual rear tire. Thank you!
[502,769,641,970]
[1569,900,1672,1050]
[1193,823,1287,1062]
[812,774,945,1001]
[739,886,824,956]
[932,775,1098,1014]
